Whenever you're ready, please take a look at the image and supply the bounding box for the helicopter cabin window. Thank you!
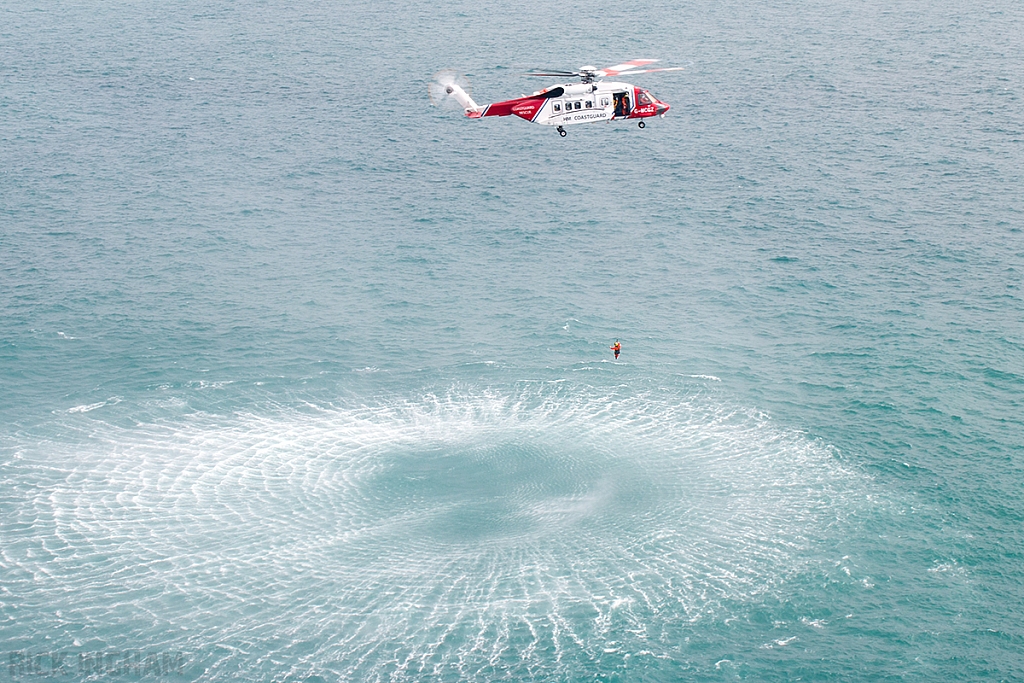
[553,103,561,112]
[585,100,593,108]
[601,97,610,107]
[574,101,582,110]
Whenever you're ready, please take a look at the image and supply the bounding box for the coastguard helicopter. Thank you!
[430,59,683,136]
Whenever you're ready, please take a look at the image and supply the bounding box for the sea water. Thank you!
[2,0,1023,680]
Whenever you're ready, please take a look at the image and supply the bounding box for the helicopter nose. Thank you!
[656,102,670,117]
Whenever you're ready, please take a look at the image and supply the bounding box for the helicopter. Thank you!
[430,59,683,137]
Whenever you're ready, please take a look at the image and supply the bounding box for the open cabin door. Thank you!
[612,91,631,118]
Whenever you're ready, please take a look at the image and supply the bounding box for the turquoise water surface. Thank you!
[3,0,1023,680]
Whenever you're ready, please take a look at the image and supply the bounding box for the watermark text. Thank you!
[7,650,185,678]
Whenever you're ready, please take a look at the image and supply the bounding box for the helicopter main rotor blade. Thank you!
[595,59,659,77]
[524,71,580,77]
[523,60,682,81]
[606,66,685,76]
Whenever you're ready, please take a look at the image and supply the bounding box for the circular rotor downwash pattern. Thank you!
[1,381,866,680]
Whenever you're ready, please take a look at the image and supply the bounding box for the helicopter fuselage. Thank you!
[467,81,670,127]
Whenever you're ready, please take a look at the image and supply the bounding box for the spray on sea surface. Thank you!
[3,376,880,680]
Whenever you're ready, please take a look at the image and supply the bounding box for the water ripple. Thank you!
[2,381,870,680]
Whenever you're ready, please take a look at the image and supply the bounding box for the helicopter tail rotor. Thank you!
[429,70,480,114]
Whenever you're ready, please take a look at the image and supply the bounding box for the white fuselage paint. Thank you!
[533,81,634,127]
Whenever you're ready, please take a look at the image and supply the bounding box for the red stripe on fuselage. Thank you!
[481,96,545,120]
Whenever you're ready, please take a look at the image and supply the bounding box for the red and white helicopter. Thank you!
[430,59,682,136]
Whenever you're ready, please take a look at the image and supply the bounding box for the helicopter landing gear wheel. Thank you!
[638,120,646,129]
[557,126,567,137]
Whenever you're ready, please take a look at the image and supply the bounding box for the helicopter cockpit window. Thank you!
[637,91,655,106]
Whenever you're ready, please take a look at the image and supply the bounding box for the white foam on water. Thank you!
[65,397,122,414]
[2,381,877,681]
[67,401,108,414]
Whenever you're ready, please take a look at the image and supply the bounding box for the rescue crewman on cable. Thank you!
[611,340,621,359]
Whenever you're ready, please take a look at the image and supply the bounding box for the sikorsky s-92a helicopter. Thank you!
[430,59,683,136]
